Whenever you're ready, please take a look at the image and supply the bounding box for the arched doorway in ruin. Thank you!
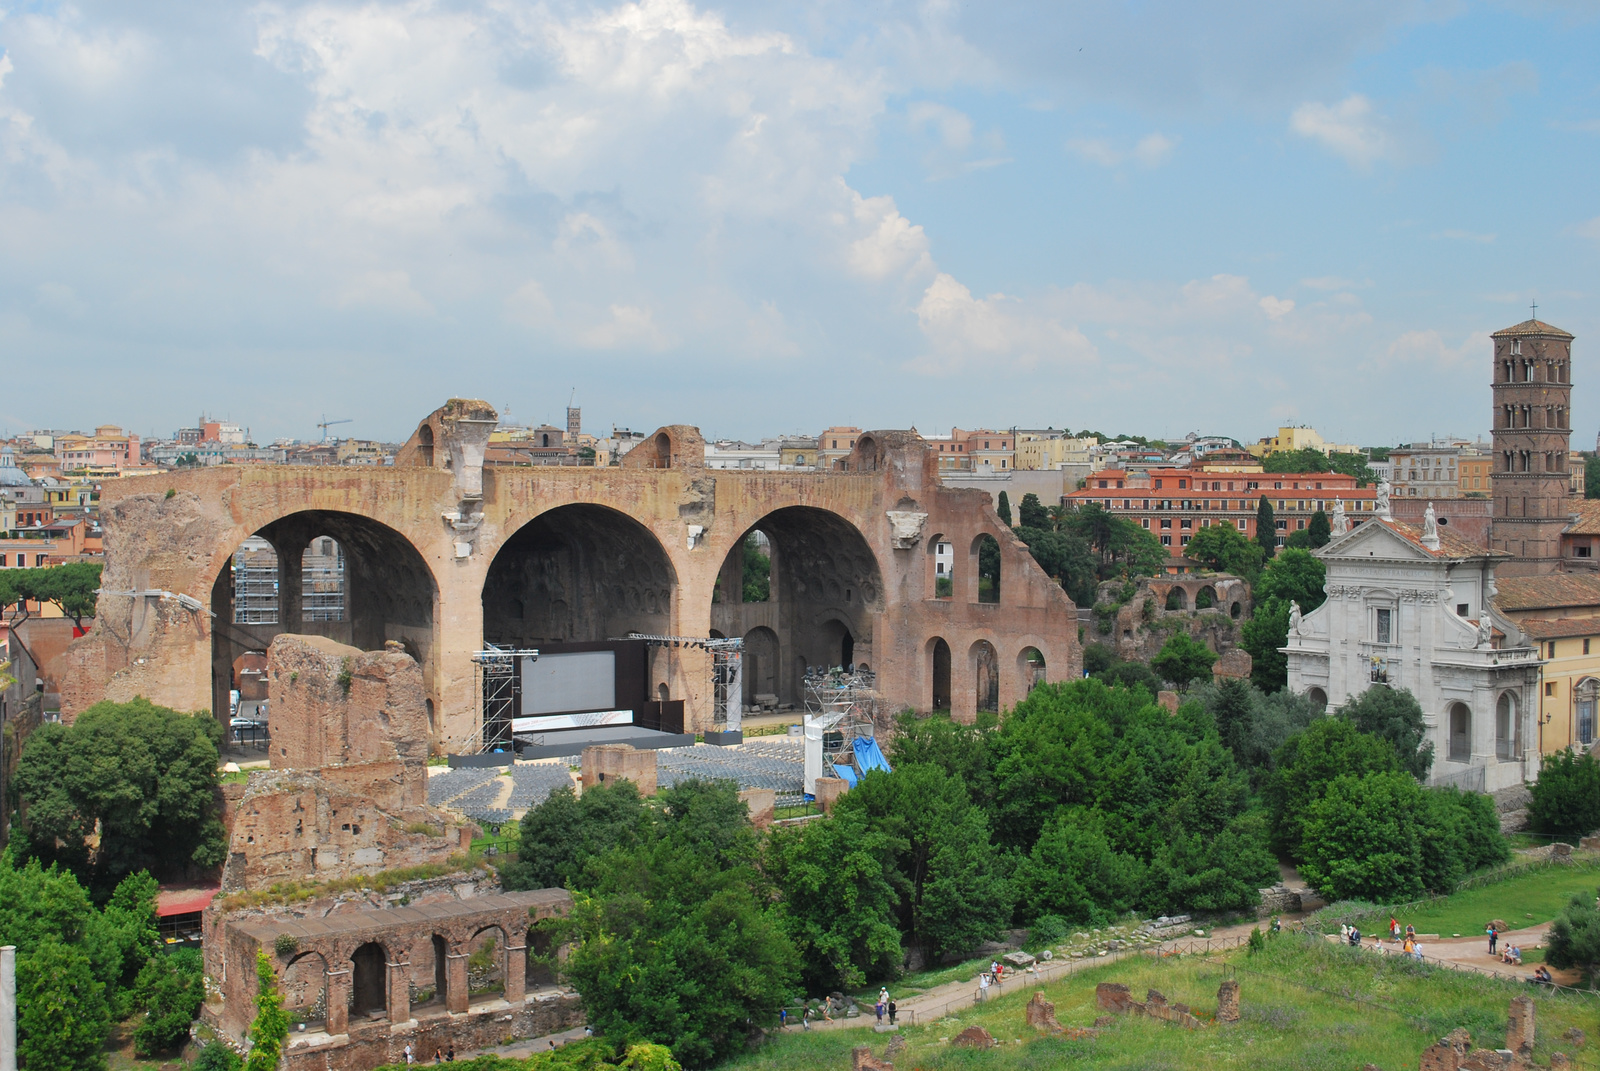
[208,512,436,733]
[709,506,884,706]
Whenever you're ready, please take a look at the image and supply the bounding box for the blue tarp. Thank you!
[854,736,892,775]
[830,761,859,787]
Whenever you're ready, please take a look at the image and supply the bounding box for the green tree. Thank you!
[1297,771,1428,901]
[1545,889,1600,978]
[1306,510,1332,548]
[996,491,1012,526]
[888,710,995,807]
[1063,503,1166,579]
[1183,521,1263,580]
[500,781,649,892]
[1527,749,1600,841]
[763,808,902,991]
[1265,717,1401,857]
[1015,810,1141,925]
[90,870,162,1016]
[1240,600,1289,692]
[245,951,289,1071]
[835,765,1013,960]
[1187,679,1320,779]
[13,697,227,895]
[133,948,205,1055]
[1,562,103,628]
[1337,686,1434,780]
[1150,632,1218,688]
[1018,492,1049,530]
[1013,526,1099,606]
[562,780,797,1067]
[977,535,1000,602]
[193,1044,243,1071]
[1255,548,1327,613]
[740,533,770,602]
[16,938,110,1071]
[1254,496,1277,560]
[1587,455,1600,500]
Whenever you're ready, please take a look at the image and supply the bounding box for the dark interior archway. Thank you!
[930,637,951,711]
[482,504,676,646]
[209,511,436,728]
[351,941,387,1015]
[710,507,884,705]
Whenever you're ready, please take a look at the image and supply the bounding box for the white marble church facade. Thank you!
[1285,504,1543,792]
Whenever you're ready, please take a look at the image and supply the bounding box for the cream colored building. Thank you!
[1015,434,1098,471]
[1249,426,1358,458]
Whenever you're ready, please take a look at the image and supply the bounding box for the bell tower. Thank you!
[1489,315,1575,575]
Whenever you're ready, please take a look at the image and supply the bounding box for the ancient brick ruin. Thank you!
[63,402,1082,748]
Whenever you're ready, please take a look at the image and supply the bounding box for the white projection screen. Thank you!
[519,651,617,716]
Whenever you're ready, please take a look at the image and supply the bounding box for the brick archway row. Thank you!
[225,890,570,1036]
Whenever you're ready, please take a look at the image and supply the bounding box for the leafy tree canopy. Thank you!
[996,490,1012,526]
[1183,522,1263,581]
[0,562,103,626]
[1013,526,1099,606]
[1255,497,1278,560]
[1337,685,1434,780]
[1018,492,1049,530]
[1262,448,1376,485]
[12,697,227,896]
[1527,749,1600,841]
[1151,632,1218,688]
[1545,889,1600,978]
[501,780,649,893]
[1254,548,1327,613]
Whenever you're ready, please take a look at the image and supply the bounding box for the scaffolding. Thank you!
[301,538,345,622]
[231,538,279,625]
[474,644,539,753]
[802,667,881,793]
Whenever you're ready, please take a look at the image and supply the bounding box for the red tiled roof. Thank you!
[1493,573,1600,612]
[1377,517,1501,560]
[1516,617,1600,640]
[157,885,220,917]
[1492,319,1574,340]
[1565,500,1600,536]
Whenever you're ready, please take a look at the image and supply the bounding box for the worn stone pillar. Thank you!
[503,942,526,1004]
[1,945,16,1071]
[325,968,351,1035]
[1216,979,1240,1023]
[278,543,305,630]
[386,958,411,1024]
[1505,994,1535,1055]
[446,952,470,1014]
[815,776,849,814]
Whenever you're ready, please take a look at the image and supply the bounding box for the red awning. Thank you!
[156,885,220,917]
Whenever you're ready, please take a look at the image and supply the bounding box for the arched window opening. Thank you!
[1019,647,1046,695]
[232,537,279,625]
[1448,703,1472,762]
[1576,679,1598,747]
[930,638,951,711]
[282,952,328,1029]
[467,927,506,1002]
[973,534,1000,604]
[1306,687,1327,713]
[1230,601,1243,619]
[929,535,953,599]
[417,424,434,467]
[423,935,448,1010]
[1165,587,1188,612]
[1195,586,1216,610]
[971,640,999,714]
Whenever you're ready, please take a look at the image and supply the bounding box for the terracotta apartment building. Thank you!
[1064,467,1379,560]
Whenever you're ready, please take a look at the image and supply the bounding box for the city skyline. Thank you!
[1,2,1597,443]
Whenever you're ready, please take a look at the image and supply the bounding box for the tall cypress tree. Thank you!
[1307,509,1332,548]
[1255,496,1278,560]
[997,491,1013,527]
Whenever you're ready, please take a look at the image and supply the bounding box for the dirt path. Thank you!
[1344,924,1586,987]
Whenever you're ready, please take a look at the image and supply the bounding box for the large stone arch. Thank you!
[481,503,678,647]
[709,506,884,705]
[209,510,438,734]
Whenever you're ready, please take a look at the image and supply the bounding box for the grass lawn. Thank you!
[1314,862,1600,938]
[721,936,1599,1071]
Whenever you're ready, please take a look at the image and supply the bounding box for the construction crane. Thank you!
[317,416,352,442]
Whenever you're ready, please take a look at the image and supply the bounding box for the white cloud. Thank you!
[1259,295,1295,320]
[577,304,671,350]
[1066,131,1175,168]
[1290,94,1392,169]
[841,185,934,282]
[1431,229,1496,244]
[504,280,554,328]
[1385,328,1489,368]
[1578,217,1600,241]
[908,101,973,151]
[910,273,1097,375]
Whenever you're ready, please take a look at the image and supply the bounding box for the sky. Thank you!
[2,1,1599,447]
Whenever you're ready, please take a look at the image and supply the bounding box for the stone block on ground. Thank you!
[1579,835,1600,851]
[1551,842,1574,860]
[1096,983,1134,1013]
[1025,991,1063,1033]
[1459,1050,1516,1071]
[1551,1054,1572,1070]
[1419,1040,1462,1071]
[1212,648,1252,681]
[949,1026,995,1049]
[851,1045,893,1071]
[1003,950,1036,968]
[1216,979,1240,1023]
[1562,1027,1586,1047]
[815,776,849,814]
[884,1035,907,1060]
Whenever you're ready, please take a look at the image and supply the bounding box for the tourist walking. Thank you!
[802,1007,812,1030]
[888,999,897,1026]
[1488,925,1498,955]
[875,999,884,1023]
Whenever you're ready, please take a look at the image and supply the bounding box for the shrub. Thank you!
[1544,888,1600,978]
[1528,749,1600,841]
[133,949,205,1055]
[274,933,299,957]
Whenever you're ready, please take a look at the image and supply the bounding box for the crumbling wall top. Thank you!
[621,425,706,470]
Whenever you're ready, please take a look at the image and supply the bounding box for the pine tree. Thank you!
[997,491,1012,527]
[1255,496,1278,560]
[1307,510,1332,548]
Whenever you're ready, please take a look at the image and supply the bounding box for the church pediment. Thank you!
[1318,519,1437,562]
